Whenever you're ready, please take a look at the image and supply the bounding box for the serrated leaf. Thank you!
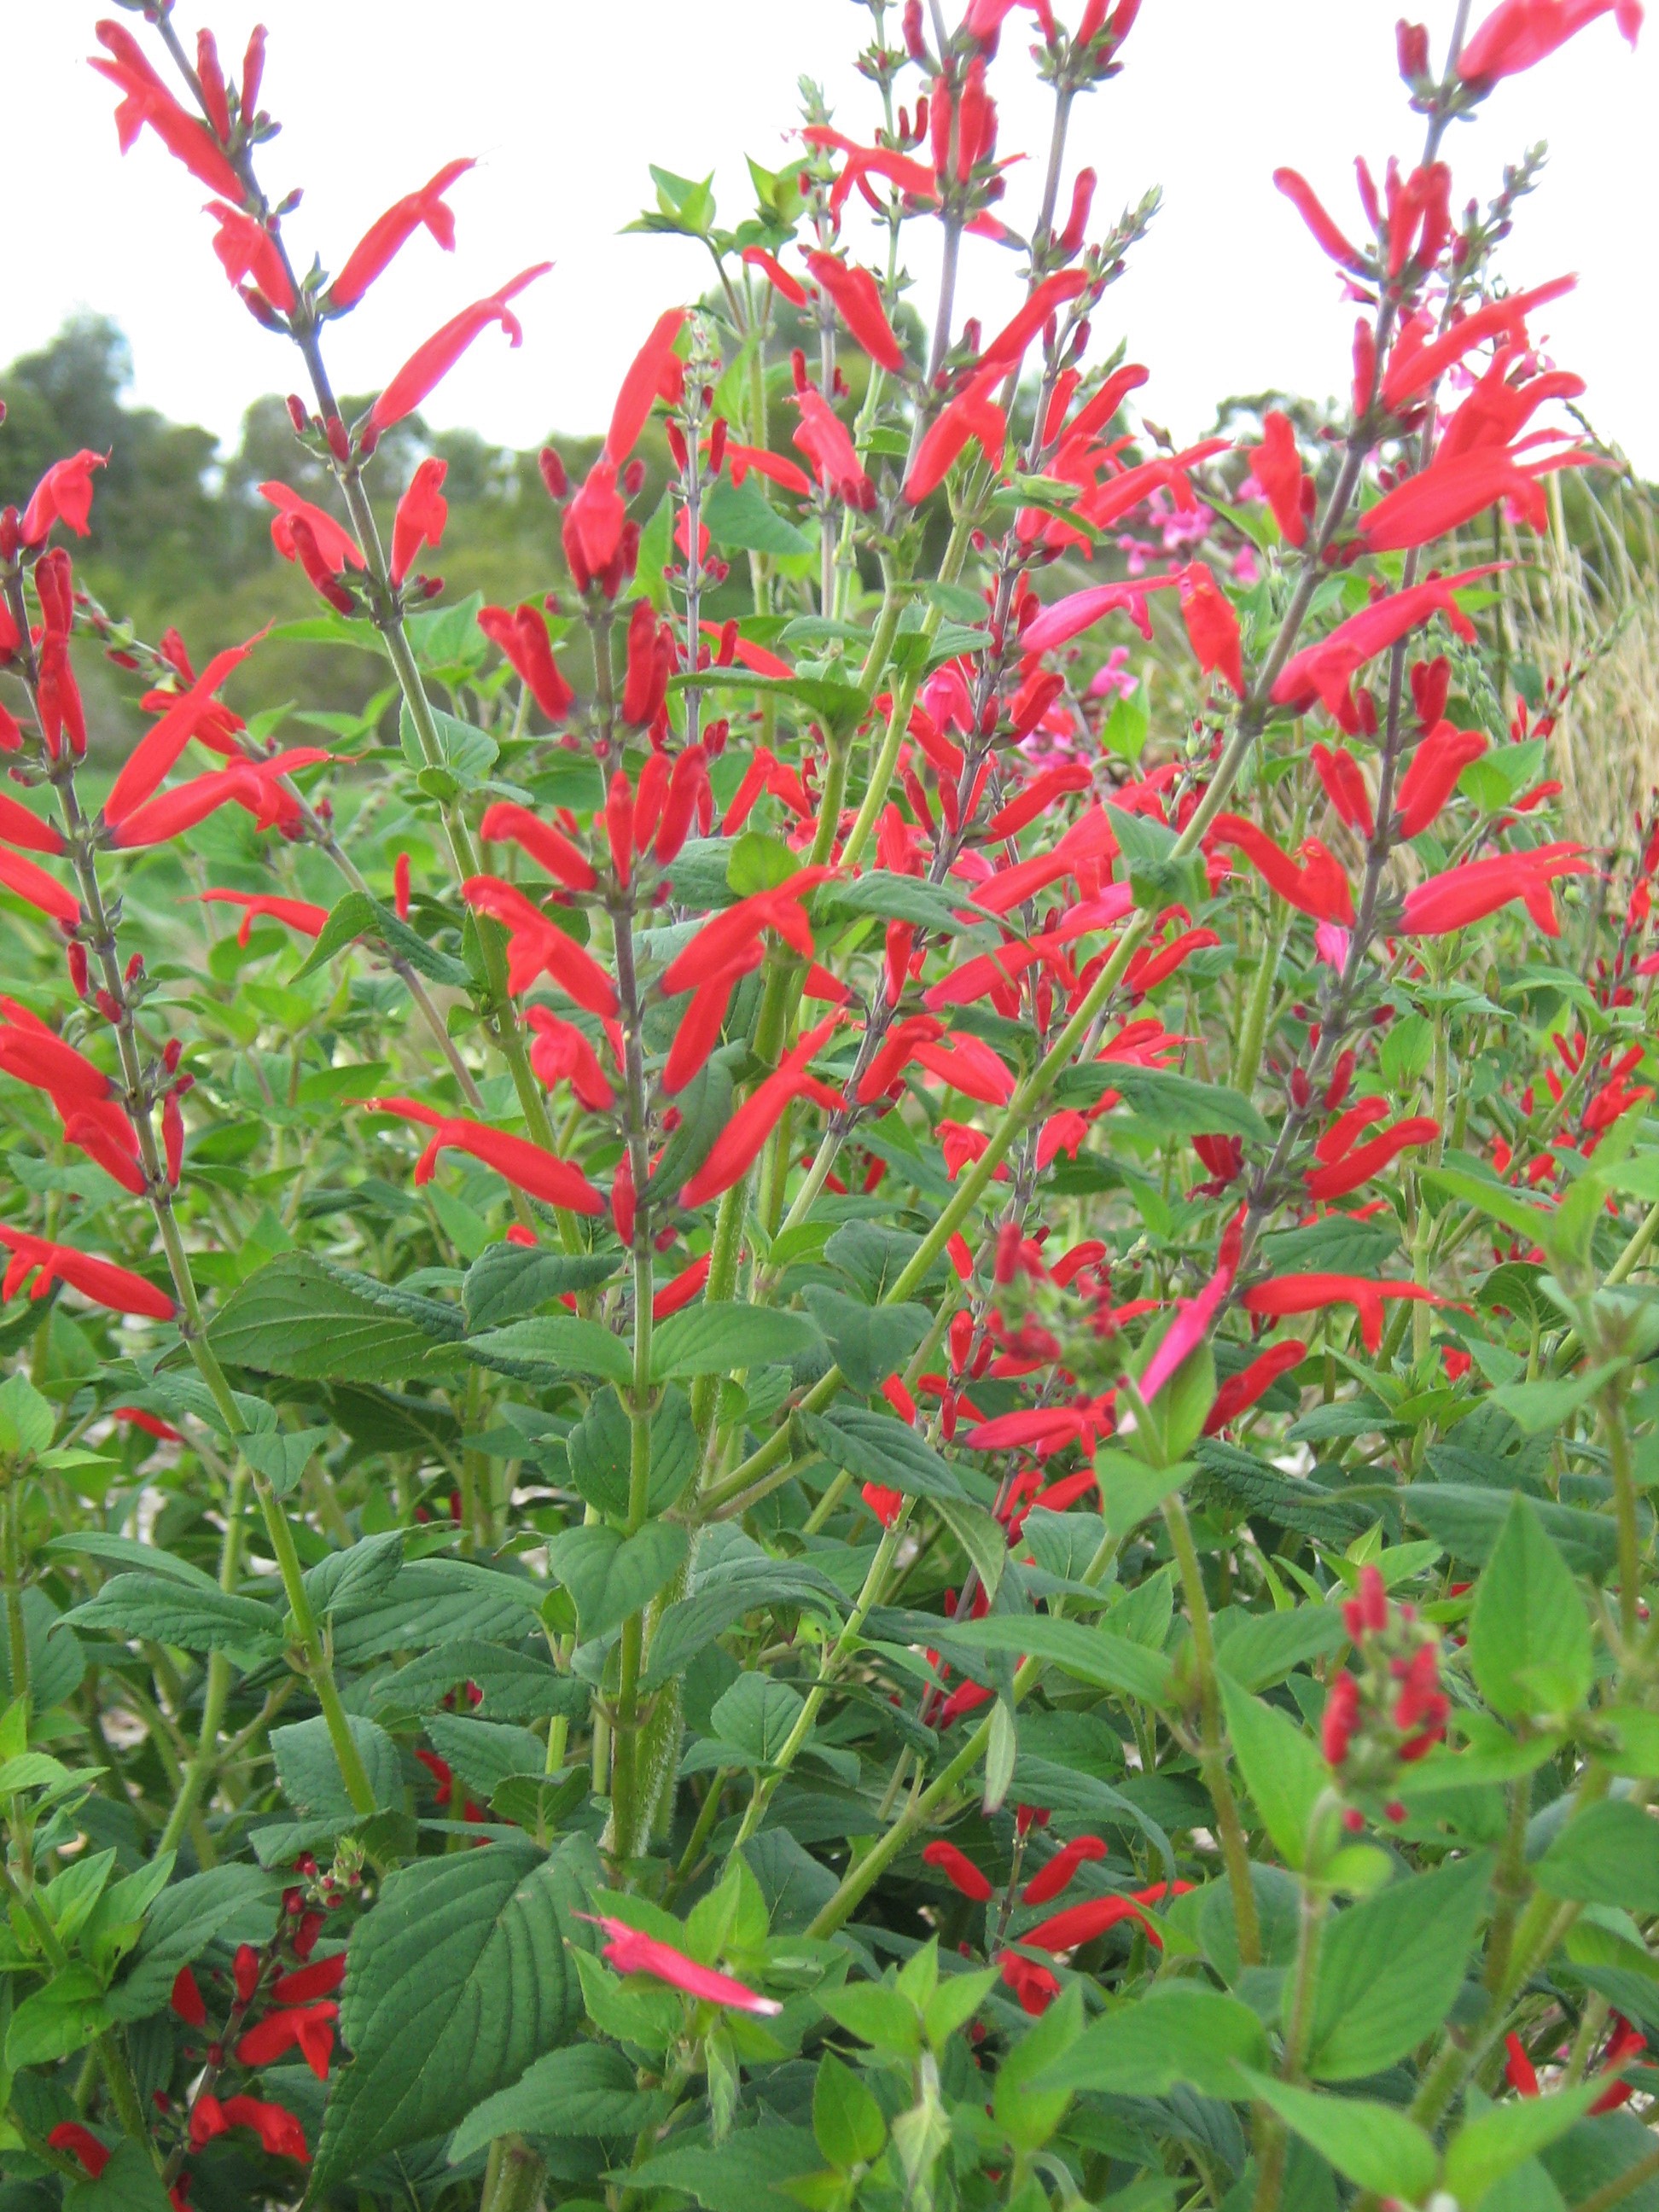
[463,1242,621,1330]
[1033,1982,1266,2099]
[652,1302,824,1381]
[947,1614,1172,1706]
[449,2041,661,2163]
[1219,1673,1328,1868]
[461,1314,632,1386]
[1307,1856,1493,2080]
[1469,1494,1592,1718]
[547,1521,690,1640]
[797,1405,963,1500]
[311,1842,583,2191]
[210,1254,464,1382]
[61,1575,282,1658]
[1240,2073,1438,2199]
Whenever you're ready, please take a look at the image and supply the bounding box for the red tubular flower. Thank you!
[463,877,617,1010]
[48,2122,111,2180]
[1242,1272,1442,1353]
[1212,814,1354,925]
[171,1965,207,2027]
[260,484,364,574]
[1401,841,1591,935]
[1395,721,1489,836]
[359,1096,604,1215]
[656,747,710,865]
[1310,743,1375,836]
[1179,562,1243,695]
[905,367,1010,504]
[198,892,329,947]
[1305,1115,1439,1200]
[191,2091,310,2163]
[477,604,573,723]
[527,1006,614,1110]
[604,309,689,467]
[1272,566,1501,726]
[720,442,812,498]
[562,462,626,587]
[1459,0,1642,84]
[680,1016,843,1208]
[1590,2017,1648,2113]
[329,158,476,310]
[368,265,551,434]
[978,270,1091,375]
[659,870,834,997]
[391,458,449,585]
[577,1912,781,2015]
[740,246,806,306]
[998,1948,1062,2016]
[90,24,245,199]
[1505,2032,1541,2096]
[653,1252,712,1319]
[109,763,270,850]
[623,602,673,725]
[605,771,635,886]
[793,388,875,509]
[1322,1668,1359,1766]
[1272,167,1367,271]
[104,634,264,825]
[986,765,1093,839]
[1249,410,1310,546]
[0,1006,146,1190]
[861,1480,905,1528]
[1358,445,1574,552]
[0,847,79,926]
[236,2000,338,2081]
[1204,1338,1307,1432]
[1021,1834,1108,1906]
[1381,276,1575,410]
[1023,1880,1193,1953]
[805,253,905,374]
[479,801,596,893]
[20,451,106,546]
[0,1228,172,1319]
[1138,1221,1242,1403]
[921,1838,994,1902]
[204,201,296,313]
[1020,574,1179,655]
[664,946,762,1094]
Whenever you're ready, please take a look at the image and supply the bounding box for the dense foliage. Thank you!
[0,3,1656,2209]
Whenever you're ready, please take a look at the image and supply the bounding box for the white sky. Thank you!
[5,3,1653,469]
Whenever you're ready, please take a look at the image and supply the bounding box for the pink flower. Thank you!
[577,1914,781,2015]
[1314,921,1352,970]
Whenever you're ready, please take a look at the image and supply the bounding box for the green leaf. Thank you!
[311,1841,584,2192]
[448,2041,661,2163]
[933,1494,1007,1606]
[1239,2073,1438,2200]
[1469,1494,1592,1718]
[463,1242,621,1329]
[303,1530,407,1617]
[1409,1484,1619,1578]
[239,1423,331,1500]
[565,1385,699,1518]
[812,2050,887,2170]
[272,1713,404,1823]
[800,1288,928,1394]
[329,1559,544,1664]
[60,1575,282,1658]
[461,1313,633,1387]
[0,1372,53,1457]
[1535,1800,1659,1912]
[1424,1164,1555,1244]
[210,1254,464,1382]
[1033,1982,1268,2099]
[816,871,989,937]
[422,1713,545,1803]
[1307,1855,1493,2080]
[546,1521,690,1641]
[817,1981,920,2057]
[710,1672,804,1764]
[291,889,470,987]
[62,2141,174,2212]
[110,1866,279,2022]
[1443,2083,1604,2207]
[1058,1062,1271,1141]
[994,1983,1082,2151]
[652,1302,824,1380]
[947,1614,1172,1706]
[1219,1673,1328,1868]
[797,1405,963,1500]
[703,473,812,556]
[1214,1604,1346,1691]
[1491,1361,1626,1437]
[630,2128,824,2212]
[6,1968,108,2068]
[399,698,498,791]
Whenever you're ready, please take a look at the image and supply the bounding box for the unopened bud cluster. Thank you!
[1322,1563,1450,1819]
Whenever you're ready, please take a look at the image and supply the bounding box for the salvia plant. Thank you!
[0,0,1654,2205]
